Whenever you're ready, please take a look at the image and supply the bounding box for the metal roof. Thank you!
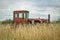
[14,10,29,12]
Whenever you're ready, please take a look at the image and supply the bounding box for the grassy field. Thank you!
[0,22,60,40]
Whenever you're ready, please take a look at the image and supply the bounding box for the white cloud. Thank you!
[0,0,60,21]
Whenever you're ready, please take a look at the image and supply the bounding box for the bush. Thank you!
[1,19,12,24]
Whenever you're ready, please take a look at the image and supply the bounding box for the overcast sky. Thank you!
[0,0,60,21]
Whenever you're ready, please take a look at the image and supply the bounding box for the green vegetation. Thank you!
[51,21,60,24]
[1,19,12,24]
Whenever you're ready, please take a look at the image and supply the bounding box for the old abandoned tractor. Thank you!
[13,10,50,24]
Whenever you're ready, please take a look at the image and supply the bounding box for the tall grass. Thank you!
[0,22,60,40]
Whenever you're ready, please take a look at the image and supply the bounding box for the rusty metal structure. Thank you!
[13,10,50,24]
[13,10,29,24]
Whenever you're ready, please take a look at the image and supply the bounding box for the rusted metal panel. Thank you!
[13,10,29,24]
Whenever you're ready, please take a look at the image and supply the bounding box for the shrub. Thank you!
[1,19,12,24]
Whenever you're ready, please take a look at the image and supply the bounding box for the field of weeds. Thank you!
[0,22,60,40]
